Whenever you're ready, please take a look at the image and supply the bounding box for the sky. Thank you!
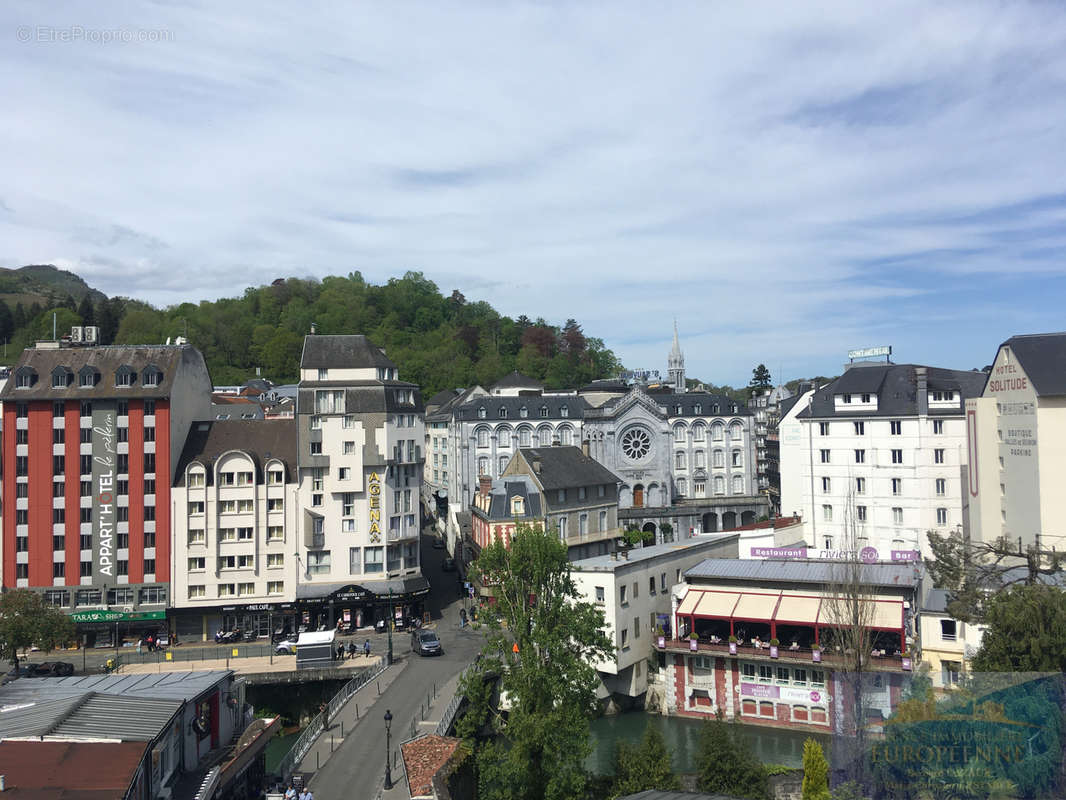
[3,2,1066,387]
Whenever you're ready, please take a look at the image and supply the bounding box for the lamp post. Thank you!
[387,588,394,666]
[383,708,393,790]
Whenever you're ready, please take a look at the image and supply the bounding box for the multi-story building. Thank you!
[778,362,986,558]
[751,384,793,514]
[966,332,1066,552]
[570,533,740,703]
[170,419,300,641]
[0,339,211,641]
[292,335,428,630]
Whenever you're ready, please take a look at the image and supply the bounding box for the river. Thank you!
[587,713,830,775]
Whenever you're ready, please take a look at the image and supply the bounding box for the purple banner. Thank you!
[740,682,780,698]
[750,546,808,559]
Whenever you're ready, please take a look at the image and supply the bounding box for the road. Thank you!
[307,526,485,799]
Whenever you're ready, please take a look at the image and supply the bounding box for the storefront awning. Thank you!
[868,600,904,630]
[295,575,431,603]
[816,596,904,631]
[774,594,822,625]
[693,591,742,618]
[677,589,701,616]
[732,592,781,620]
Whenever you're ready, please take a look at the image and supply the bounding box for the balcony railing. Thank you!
[655,636,910,672]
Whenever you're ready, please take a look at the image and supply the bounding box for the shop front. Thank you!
[71,609,167,647]
[169,603,298,643]
[295,576,432,633]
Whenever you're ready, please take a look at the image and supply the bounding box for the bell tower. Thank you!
[668,321,685,393]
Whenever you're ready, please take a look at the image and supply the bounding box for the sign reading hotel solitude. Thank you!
[750,546,921,563]
[92,402,117,578]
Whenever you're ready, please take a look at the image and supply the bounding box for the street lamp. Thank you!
[383,708,394,790]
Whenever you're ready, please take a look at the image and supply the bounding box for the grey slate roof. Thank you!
[472,476,543,522]
[426,389,461,409]
[0,344,206,401]
[599,390,749,417]
[489,371,544,391]
[1001,332,1066,396]
[571,534,740,572]
[515,446,621,491]
[455,395,587,422]
[296,380,425,415]
[174,419,297,486]
[685,558,919,589]
[797,364,986,419]
[778,393,801,419]
[299,335,396,370]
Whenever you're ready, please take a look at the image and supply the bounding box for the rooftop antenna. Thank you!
[53,312,57,341]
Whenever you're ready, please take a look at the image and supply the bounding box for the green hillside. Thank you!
[0,264,107,308]
[0,268,622,395]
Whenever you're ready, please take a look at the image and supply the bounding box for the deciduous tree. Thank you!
[0,590,76,673]
[459,523,612,800]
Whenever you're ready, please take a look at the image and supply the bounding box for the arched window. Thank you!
[498,407,507,419]
[713,450,724,468]
[675,451,686,470]
[732,449,742,467]
[677,478,687,495]
[713,476,725,495]
[673,424,686,443]
[519,427,531,447]
[498,455,508,474]
[711,423,724,442]
[560,426,573,446]
[477,456,489,476]
[142,366,163,388]
[692,423,706,441]
[477,407,487,419]
[730,422,743,441]
[519,406,528,419]
[476,428,490,448]
[732,475,744,494]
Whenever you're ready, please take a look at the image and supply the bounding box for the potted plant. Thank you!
[728,635,738,655]
[769,638,780,659]
[655,624,666,649]
[900,650,912,671]
[812,644,822,663]
[689,631,699,651]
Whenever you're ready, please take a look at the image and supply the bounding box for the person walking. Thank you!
[347,641,356,659]
[363,639,371,658]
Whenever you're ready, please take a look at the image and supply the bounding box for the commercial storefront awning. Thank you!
[732,592,781,620]
[295,575,431,604]
[775,594,823,625]
[678,588,905,633]
[694,591,742,618]
[677,589,701,616]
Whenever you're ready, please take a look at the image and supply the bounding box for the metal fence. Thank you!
[277,662,388,781]
[109,642,280,670]
[434,668,469,737]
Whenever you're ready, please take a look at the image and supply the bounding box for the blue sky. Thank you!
[2,2,1066,386]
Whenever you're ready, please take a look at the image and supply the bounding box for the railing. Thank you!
[657,638,909,671]
[108,642,281,670]
[435,669,470,737]
[278,662,388,781]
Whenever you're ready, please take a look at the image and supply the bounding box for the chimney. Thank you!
[581,439,590,458]
[479,475,492,498]
[310,322,317,335]
[916,367,928,417]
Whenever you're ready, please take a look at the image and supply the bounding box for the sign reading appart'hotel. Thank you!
[92,403,117,579]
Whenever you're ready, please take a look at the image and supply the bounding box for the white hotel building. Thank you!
[779,362,986,558]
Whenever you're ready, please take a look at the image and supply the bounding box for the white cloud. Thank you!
[2,1,1066,383]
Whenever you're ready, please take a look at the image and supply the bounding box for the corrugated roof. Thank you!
[685,559,918,589]
[42,670,232,702]
[299,335,395,370]
[53,694,183,741]
[0,694,86,738]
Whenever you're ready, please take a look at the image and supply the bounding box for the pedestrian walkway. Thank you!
[117,653,382,677]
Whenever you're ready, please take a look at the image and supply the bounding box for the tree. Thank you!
[458,522,612,800]
[696,713,769,800]
[926,530,1064,624]
[76,295,95,328]
[0,590,76,673]
[609,721,680,799]
[0,300,13,343]
[801,738,830,800]
[970,584,1066,672]
[749,364,772,395]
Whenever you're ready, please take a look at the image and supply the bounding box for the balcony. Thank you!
[389,445,422,466]
[655,636,910,673]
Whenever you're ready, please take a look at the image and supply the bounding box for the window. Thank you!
[307,550,331,575]
[891,449,903,464]
[53,400,65,417]
[80,454,93,475]
[219,500,236,514]
[139,586,165,604]
[892,507,903,525]
[219,528,236,542]
[934,449,945,464]
[891,478,902,496]
[53,455,65,476]
[106,588,132,605]
[940,619,957,642]
[578,513,588,535]
[842,393,852,404]
[51,428,63,444]
[822,504,833,521]
[188,529,206,545]
[711,423,723,441]
[188,585,207,599]
[853,421,864,435]
[144,453,154,472]
[675,451,686,470]
[364,546,384,573]
[854,449,866,464]
[338,466,350,481]
[188,557,205,571]
[218,584,235,598]
[821,477,831,493]
[820,449,830,463]
[188,501,205,515]
[634,617,640,638]
[267,581,284,595]
[857,505,867,522]
[936,478,946,496]
[310,441,322,456]
[15,456,27,477]
[80,507,92,524]
[268,526,283,541]
[933,419,944,434]
[731,450,742,467]
[144,478,155,495]
[314,389,344,414]
[855,477,866,495]
[189,472,205,487]
[237,554,254,568]
[620,584,628,605]
[53,508,65,524]
[936,508,948,525]
[142,367,161,387]
[599,510,608,530]
[143,400,155,416]
[819,422,830,436]
[890,420,902,435]
[237,499,253,513]
[558,516,568,540]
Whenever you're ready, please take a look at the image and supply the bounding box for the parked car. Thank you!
[411,630,443,656]
[442,557,457,572]
[275,638,298,655]
[25,661,74,677]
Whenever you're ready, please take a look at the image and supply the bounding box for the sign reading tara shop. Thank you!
[92,402,117,578]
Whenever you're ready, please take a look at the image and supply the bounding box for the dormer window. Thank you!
[694,403,702,414]
[115,366,135,388]
[78,367,99,388]
[540,406,548,418]
[142,366,162,388]
[51,367,72,389]
[712,404,719,413]
[477,407,487,419]
[511,496,525,516]
[15,368,36,389]
[842,393,852,404]
[498,407,507,419]
[560,405,569,418]
[520,406,528,418]
[674,405,682,414]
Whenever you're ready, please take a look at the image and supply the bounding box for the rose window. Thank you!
[621,428,651,460]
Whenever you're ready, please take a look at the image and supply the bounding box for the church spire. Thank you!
[668,320,685,393]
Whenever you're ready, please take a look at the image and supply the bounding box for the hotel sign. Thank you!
[92,402,117,579]
[368,471,382,543]
[848,346,892,359]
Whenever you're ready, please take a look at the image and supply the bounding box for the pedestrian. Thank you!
[347,641,356,659]
[284,783,297,800]
[336,644,343,661]
[363,639,371,658]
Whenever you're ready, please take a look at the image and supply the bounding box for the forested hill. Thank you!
[0,269,622,395]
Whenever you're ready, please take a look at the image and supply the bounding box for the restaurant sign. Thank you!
[749,546,921,563]
[740,682,825,704]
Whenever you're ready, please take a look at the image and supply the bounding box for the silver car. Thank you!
[411,630,442,656]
